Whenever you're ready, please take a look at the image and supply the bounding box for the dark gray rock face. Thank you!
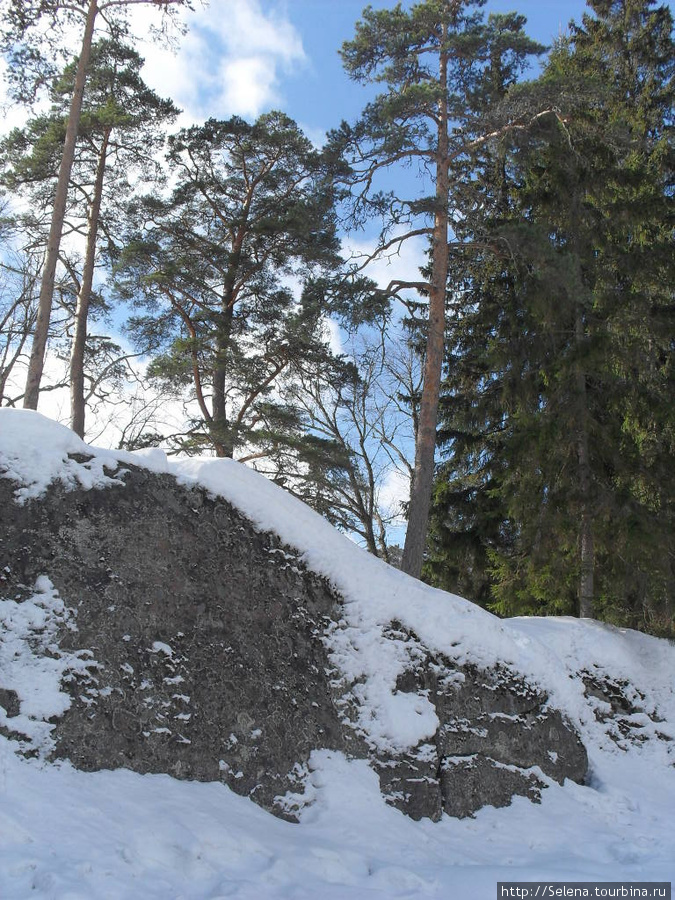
[0,687,20,718]
[0,462,355,817]
[582,672,673,750]
[0,459,587,820]
[378,644,587,819]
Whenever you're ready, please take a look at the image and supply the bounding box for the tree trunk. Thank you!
[23,0,98,410]
[401,34,449,579]
[212,300,234,457]
[375,509,390,563]
[70,127,110,438]
[576,307,595,619]
[211,208,250,457]
[578,511,594,618]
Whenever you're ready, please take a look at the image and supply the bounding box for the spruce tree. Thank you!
[428,0,674,630]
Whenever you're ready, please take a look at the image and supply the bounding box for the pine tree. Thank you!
[1,37,177,436]
[337,0,546,578]
[117,113,345,466]
[0,0,191,410]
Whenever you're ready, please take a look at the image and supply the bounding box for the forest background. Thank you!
[0,0,672,635]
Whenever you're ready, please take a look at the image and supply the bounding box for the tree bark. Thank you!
[375,509,390,563]
[212,300,234,457]
[401,33,449,579]
[570,182,595,620]
[23,0,99,410]
[576,308,595,619]
[212,204,251,457]
[70,127,110,438]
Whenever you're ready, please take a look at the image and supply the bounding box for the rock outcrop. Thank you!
[0,452,587,821]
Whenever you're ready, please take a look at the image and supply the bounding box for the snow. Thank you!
[0,576,97,754]
[1,409,674,897]
[0,738,673,899]
[0,410,126,503]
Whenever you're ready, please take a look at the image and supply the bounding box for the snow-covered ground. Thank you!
[1,409,674,899]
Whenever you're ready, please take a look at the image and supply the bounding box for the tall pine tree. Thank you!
[1,37,177,435]
[0,0,190,409]
[337,0,545,578]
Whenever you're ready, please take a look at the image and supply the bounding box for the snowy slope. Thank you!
[1,409,674,899]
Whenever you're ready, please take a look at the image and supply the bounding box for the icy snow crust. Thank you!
[1,409,674,897]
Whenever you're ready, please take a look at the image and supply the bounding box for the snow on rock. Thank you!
[1,410,582,756]
[511,616,675,764]
[0,411,669,763]
[0,410,674,896]
[0,410,126,503]
[0,575,97,754]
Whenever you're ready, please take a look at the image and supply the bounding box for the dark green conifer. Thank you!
[428,0,674,632]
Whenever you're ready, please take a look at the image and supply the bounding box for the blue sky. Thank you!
[282,0,592,132]
[134,0,612,139]
[134,0,674,144]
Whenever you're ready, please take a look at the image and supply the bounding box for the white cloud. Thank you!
[0,0,306,136]
[136,0,306,123]
[0,61,32,135]
[322,316,345,356]
[298,122,329,150]
[219,56,277,119]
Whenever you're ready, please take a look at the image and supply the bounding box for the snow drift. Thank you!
[0,409,674,898]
